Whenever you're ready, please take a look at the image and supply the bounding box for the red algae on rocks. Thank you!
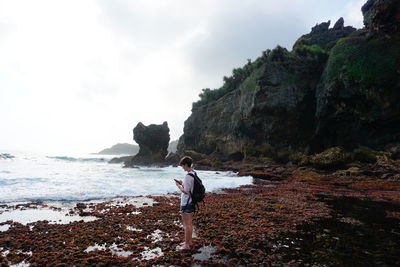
[0,171,399,266]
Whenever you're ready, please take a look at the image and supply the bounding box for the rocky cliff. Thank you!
[178,0,400,160]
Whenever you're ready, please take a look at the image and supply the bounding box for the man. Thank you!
[175,156,195,250]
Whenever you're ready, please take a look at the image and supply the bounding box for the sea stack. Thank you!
[125,121,170,167]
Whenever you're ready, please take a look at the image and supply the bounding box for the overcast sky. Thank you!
[0,0,365,154]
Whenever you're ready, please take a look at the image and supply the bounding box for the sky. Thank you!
[0,0,365,154]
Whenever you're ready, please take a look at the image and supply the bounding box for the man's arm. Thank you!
[176,176,188,194]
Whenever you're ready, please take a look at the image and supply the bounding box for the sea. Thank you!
[0,151,253,203]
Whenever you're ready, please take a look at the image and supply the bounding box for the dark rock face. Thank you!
[179,0,400,159]
[315,0,400,151]
[134,122,170,156]
[311,20,331,33]
[362,0,400,36]
[125,122,170,166]
[333,17,344,30]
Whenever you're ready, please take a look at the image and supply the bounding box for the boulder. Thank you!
[310,147,350,170]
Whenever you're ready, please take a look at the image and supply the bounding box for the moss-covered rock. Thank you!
[288,152,310,165]
[315,34,400,151]
[351,146,379,163]
[183,150,208,162]
[310,147,350,170]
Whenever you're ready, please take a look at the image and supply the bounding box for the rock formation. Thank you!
[178,0,400,160]
[361,0,400,36]
[333,17,344,30]
[124,122,170,166]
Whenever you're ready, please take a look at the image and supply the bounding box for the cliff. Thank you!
[178,0,400,160]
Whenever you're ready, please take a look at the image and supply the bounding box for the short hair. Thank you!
[179,156,193,167]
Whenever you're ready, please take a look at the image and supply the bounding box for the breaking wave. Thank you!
[46,156,108,162]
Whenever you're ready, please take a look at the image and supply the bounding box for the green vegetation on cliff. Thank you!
[326,36,400,84]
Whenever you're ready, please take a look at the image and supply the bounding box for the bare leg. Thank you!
[181,213,193,246]
[180,213,186,227]
[179,213,186,245]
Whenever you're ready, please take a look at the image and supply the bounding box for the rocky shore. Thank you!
[0,159,399,266]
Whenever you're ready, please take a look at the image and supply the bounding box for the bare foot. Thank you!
[176,243,191,251]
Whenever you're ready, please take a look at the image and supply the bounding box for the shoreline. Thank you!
[0,164,400,266]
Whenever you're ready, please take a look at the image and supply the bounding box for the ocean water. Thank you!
[0,151,253,203]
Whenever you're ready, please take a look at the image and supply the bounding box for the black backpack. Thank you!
[185,171,206,212]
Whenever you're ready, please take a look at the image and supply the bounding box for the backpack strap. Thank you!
[187,172,201,213]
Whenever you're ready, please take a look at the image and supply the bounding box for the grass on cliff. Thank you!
[326,36,400,84]
[192,46,291,109]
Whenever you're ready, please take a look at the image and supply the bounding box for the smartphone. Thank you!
[174,179,182,184]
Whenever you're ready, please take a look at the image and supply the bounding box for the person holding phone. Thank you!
[175,156,195,250]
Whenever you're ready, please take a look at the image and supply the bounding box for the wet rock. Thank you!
[310,147,350,170]
[183,150,208,161]
[385,143,400,159]
[165,152,181,166]
[351,146,379,163]
[238,170,282,180]
[108,156,134,164]
[228,152,244,162]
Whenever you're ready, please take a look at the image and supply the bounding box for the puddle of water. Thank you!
[126,226,143,232]
[84,243,107,253]
[108,197,155,208]
[277,196,400,266]
[0,207,97,225]
[140,247,163,260]
[192,245,216,260]
[0,224,11,231]
[0,248,32,267]
[0,196,154,226]
[10,260,30,267]
[84,243,133,257]
[147,229,164,243]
